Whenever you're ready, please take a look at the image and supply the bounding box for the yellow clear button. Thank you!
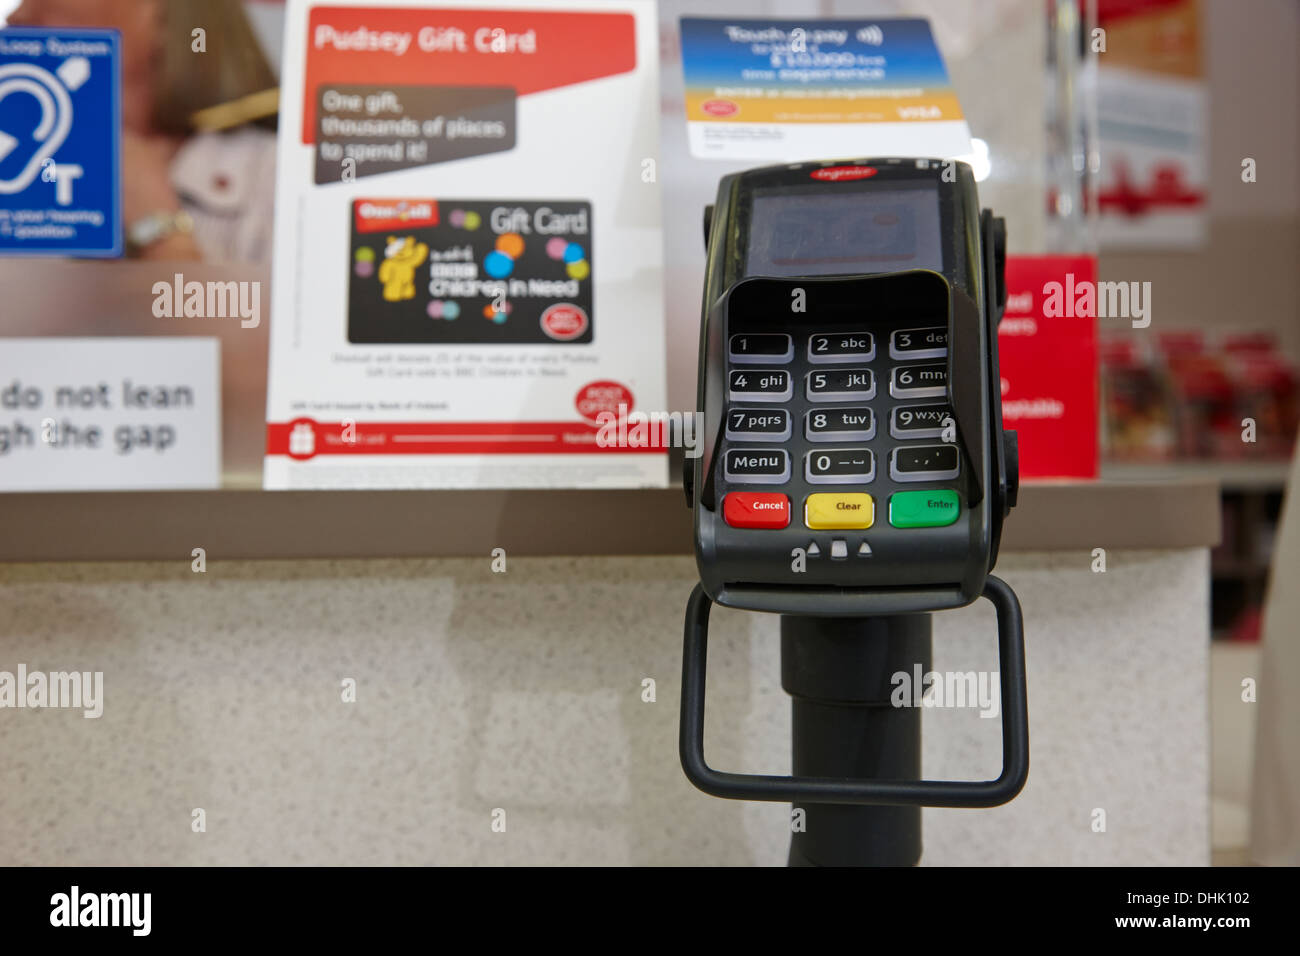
[805,493,874,530]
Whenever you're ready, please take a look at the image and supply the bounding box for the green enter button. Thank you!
[889,489,961,528]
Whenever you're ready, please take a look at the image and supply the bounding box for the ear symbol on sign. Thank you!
[0,63,74,195]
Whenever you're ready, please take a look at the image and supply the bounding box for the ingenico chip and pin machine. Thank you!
[679,158,1029,866]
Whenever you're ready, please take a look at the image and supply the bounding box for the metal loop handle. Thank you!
[679,576,1029,807]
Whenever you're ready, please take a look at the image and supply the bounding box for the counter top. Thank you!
[0,479,1219,562]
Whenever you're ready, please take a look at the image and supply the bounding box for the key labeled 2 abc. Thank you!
[808,332,874,363]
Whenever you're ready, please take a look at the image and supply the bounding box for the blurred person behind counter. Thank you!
[6,0,279,261]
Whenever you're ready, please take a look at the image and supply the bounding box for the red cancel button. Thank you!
[724,492,790,529]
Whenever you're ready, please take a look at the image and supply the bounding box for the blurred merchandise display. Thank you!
[1102,329,1298,646]
[1101,331,1298,463]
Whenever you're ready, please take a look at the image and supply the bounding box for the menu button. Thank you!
[725,448,791,484]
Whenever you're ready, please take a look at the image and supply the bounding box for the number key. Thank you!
[890,326,948,360]
[729,369,792,402]
[890,363,947,399]
[806,448,875,484]
[891,403,953,440]
[808,332,874,363]
[730,333,793,364]
[727,408,791,442]
[806,368,875,402]
[806,407,874,442]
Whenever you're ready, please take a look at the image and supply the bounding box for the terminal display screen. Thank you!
[745,184,943,279]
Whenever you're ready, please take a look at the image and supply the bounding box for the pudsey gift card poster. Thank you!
[265,0,666,489]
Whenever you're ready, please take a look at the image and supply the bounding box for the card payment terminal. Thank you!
[679,160,1029,856]
[686,158,1018,615]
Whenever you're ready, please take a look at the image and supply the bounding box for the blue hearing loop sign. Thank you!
[0,26,122,257]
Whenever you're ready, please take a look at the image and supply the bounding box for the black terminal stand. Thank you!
[679,577,1028,867]
[783,613,931,867]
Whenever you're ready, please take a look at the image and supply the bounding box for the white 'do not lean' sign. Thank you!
[0,337,221,491]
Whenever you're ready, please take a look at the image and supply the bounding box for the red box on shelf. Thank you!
[997,255,1100,479]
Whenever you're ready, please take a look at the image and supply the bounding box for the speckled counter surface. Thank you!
[0,550,1207,865]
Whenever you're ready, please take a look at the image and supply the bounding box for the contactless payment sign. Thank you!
[349,198,593,344]
[679,17,971,162]
[0,27,121,256]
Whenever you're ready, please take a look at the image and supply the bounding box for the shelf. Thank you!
[1102,460,1292,492]
[0,479,1220,562]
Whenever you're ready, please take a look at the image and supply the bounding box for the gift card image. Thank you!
[347,198,593,345]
